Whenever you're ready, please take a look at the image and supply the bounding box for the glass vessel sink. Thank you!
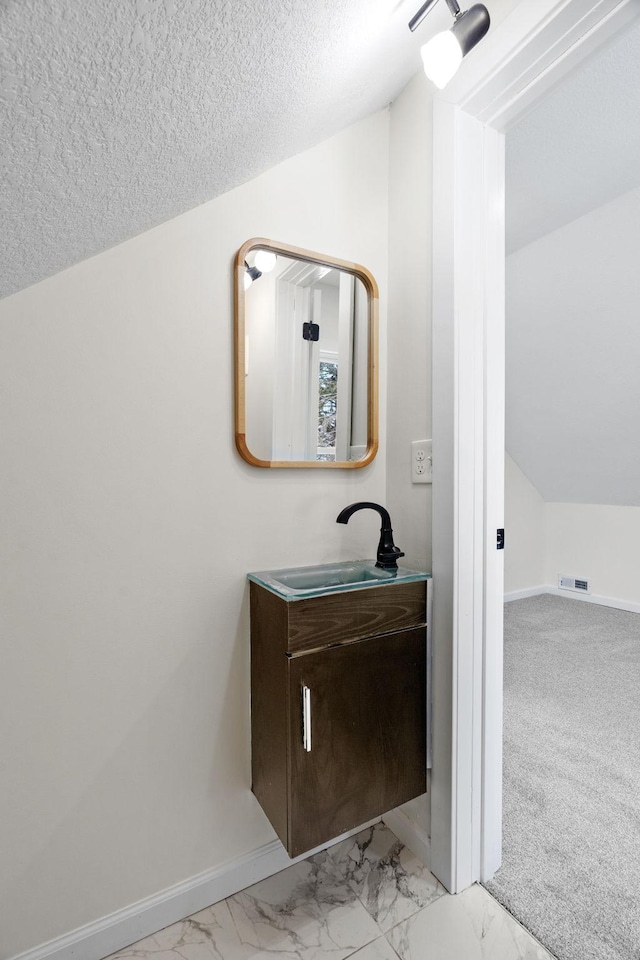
[248,560,430,600]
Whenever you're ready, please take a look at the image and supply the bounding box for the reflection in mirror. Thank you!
[234,239,378,469]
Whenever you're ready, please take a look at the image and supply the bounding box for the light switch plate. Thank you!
[411,439,432,484]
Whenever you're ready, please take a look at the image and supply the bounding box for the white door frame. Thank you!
[430,0,639,892]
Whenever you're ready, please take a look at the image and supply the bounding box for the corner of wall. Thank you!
[386,70,435,572]
[504,453,546,595]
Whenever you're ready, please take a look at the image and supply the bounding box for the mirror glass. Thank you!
[234,239,378,468]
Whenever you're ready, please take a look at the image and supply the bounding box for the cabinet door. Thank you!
[287,627,426,857]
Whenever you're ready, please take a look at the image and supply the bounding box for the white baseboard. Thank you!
[382,807,431,870]
[505,585,640,615]
[504,585,548,603]
[544,586,640,615]
[10,818,381,960]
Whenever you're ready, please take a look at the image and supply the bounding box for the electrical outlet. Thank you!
[411,439,432,484]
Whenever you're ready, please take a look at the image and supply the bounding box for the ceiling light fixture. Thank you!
[408,0,490,89]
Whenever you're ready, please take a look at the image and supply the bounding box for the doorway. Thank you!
[429,0,640,895]
[487,19,640,958]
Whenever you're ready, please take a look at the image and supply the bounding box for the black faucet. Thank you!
[336,501,405,570]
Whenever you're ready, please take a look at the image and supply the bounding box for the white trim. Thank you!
[10,820,381,960]
[448,0,639,126]
[545,587,640,615]
[430,94,457,893]
[429,0,637,898]
[480,119,505,884]
[504,586,549,603]
[382,808,431,869]
[431,98,506,896]
[505,585,640,616]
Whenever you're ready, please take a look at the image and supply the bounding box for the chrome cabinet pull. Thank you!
[302,685,312,752]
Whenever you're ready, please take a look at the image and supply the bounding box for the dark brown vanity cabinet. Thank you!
[250,580,427,858]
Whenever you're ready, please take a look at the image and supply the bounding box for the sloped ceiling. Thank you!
[506,186,640,506]
[0,0,457,302]
[505,16,640,506]
[506,16,640,254]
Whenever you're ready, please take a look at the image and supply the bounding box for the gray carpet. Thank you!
[484,594,640,960]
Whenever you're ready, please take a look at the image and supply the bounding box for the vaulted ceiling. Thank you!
[506,16,640,253]
[505,15,640,506]
[506,184,640,506]
[0,0,442,301]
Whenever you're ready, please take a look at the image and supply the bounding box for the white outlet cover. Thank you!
[411,439,432,484]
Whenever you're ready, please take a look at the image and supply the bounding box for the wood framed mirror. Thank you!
[234,238,378,468]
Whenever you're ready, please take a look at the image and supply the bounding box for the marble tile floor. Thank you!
[106,823,555,960]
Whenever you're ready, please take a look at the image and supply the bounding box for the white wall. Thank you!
[545,502,640,608]
[387,70,435,837]
[504,454,546,595]
[505,183,640,607]
[0,110,389,959]
[505,457,640,609]
[387,70,434,574]
[506,185,640,506]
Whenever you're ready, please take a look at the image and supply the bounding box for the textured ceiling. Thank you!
[7,0,631,302]
[0,0,451,301]
[506,15,640,253]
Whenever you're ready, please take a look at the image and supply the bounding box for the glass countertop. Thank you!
[247,559,430,601]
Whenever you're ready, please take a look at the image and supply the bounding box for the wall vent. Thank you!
[558,575,590,594]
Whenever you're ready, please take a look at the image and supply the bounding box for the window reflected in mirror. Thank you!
[234,239,378,469]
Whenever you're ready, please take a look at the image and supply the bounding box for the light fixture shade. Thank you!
[421,30,463,89]
[419,3,490,89]
[254,250,277,273]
